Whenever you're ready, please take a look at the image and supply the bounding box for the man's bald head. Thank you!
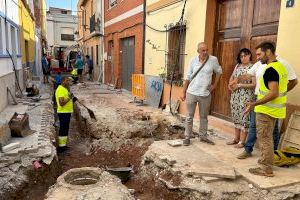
[197,42,207,49]
[197,42,208,59]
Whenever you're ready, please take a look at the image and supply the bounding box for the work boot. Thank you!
[237,151,252,159]
[183,138,191,146]
[249,167,274,177]
[199,135,215,145]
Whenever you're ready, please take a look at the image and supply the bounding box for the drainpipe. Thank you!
[96,0,104,83]
[142,0,146,74]
[101,0,105,83]
[4,0,7,22]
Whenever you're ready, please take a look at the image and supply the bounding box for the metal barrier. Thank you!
[132,74,145,101]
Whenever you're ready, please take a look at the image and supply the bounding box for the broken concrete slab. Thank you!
[4,149,19,156]
[167,140,182,147]
[202,176,223,183]
[144,140,236,179]
[2,142,20,153]
[158,155,176,166]
[193,137,300,189]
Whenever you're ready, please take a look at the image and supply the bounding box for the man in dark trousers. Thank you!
[42,54,49,83]
[244,42,288,177]
[85,55,94,81]
[55,77,77,152]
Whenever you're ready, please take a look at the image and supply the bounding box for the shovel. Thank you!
[76,99,97,120]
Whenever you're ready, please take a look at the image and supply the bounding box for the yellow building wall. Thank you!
[19,0,35,64]
[144,0,207,77]
[41,0,47,38]
[277,1,300,106]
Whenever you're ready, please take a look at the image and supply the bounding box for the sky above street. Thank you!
[46,0,78,13]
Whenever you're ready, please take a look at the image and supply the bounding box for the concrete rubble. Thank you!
[0,83,57,198]
[70,83,300,200]
[1,82,300,199]
[72,83,186,153]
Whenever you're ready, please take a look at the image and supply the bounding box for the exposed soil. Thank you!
[14,103,185,200]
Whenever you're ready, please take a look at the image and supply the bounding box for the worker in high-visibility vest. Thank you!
[244,42,288,177]
[71,61,78,84]
[55,76,77,152]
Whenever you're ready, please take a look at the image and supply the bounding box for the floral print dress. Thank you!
[230,64,255,132]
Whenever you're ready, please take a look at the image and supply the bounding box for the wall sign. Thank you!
[286,0,295,8]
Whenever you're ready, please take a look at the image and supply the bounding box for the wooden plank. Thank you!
[280,111,300,149]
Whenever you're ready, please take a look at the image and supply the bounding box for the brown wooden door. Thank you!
[211,0,281,120]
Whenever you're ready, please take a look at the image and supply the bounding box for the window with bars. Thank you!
[167,24,186,81]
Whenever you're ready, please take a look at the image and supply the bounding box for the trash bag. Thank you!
[273,147,300,167]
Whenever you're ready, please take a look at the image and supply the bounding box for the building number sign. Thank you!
[286,0,295,8]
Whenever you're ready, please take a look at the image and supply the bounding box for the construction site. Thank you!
[1,1,300,199]
[0,81,299,200]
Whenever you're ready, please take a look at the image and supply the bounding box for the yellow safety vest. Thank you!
[55,85,74,113]
[71,69,78,76]
[254,61,288,119]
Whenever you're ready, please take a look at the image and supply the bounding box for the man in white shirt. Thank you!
[181,42,222,146]
[236,46,298,159]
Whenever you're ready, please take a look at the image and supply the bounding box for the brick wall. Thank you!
[104,0,144,86]
[105,0,144,21]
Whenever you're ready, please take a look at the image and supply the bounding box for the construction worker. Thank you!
[55,76,77,152]
[243,42,288,177]
[71,67,78,84]
[236,46,297,159]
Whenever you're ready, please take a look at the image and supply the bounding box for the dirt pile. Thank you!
[73,89,185,152]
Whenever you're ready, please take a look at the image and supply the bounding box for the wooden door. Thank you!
[211,0,281,120]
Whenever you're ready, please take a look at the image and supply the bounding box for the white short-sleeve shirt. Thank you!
[186,55,222,96]
[248,57,297,95]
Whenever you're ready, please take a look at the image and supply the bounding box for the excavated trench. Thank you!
[12,98,188,200]
[8,89,300,200]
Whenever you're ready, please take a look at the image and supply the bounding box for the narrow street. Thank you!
[1,0,300,199]
[2,82,298,200]
[8,82,186,200]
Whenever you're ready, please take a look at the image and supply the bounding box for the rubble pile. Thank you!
[73,84,185,152]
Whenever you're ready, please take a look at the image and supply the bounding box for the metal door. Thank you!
[121,37,135,91]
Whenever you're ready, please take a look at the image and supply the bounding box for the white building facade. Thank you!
[0,0,22,112]
[46,7,78,58]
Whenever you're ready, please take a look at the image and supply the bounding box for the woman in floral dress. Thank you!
[227,48,255,148]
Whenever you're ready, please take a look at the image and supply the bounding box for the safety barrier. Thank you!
[132,74,145,101]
